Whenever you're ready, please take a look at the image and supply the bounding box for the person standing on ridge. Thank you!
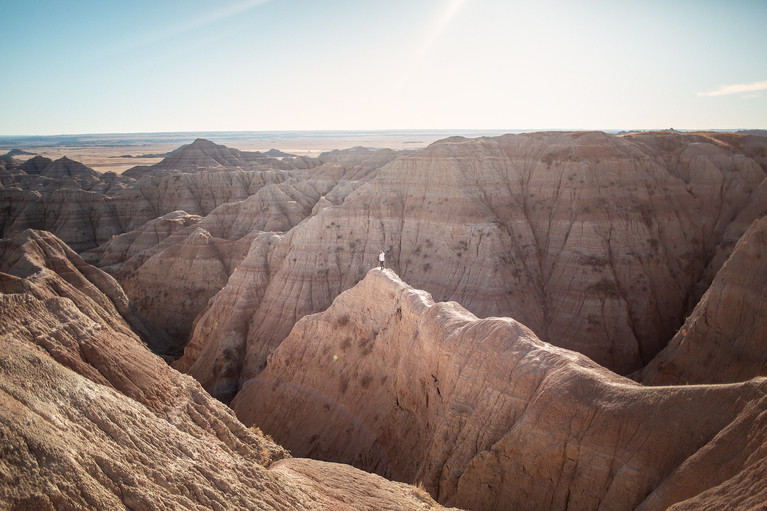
[378,250,385,270]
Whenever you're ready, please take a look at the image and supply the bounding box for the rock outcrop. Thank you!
[0,140,321,252]
[118,225,253,353]
[0,155,131,250]
[639,213,767,385]
[177,131,767,402]
[123,138,319,179]
[18,155,53,174]
[109,168,295,233]
[97,148,400,362]
[0,188,125,257]
[6,155,124,193]
[82,210,202,268]
[0,229,454,510]
[233,268,767,511]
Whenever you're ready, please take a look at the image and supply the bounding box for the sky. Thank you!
[1,0,766,135]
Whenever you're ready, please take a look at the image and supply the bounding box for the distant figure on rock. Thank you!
[378,250,385,270]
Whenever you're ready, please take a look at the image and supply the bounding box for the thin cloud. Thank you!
[393,0,465,91]
[118,0,274,52]
[698,80,767,97]
[412,0,465,65]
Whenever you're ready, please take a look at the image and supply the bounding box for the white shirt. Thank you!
[378,252,385,261]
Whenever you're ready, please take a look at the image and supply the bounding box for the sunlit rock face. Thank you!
[176,131,767,402]
[96,147,396,356]
[232,268,767,511]
[0,229,454,511]
[7,132,764,397]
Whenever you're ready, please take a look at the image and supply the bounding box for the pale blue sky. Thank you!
[1,0,765,135]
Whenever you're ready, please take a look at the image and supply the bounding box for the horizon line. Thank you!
[1,127,764,139]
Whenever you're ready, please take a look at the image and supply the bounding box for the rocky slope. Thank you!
[93,146,400,357]
[7,131,764,393]
[0,229,453,510]
[233,268,767,511]
[1,155,128,193]
[639,213,767,385]
[4,131,767,510]
[176,131,767,403]
[0,139,322,252]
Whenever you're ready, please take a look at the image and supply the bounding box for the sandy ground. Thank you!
[1,130,511,174]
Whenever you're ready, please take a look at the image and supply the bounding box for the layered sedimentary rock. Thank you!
[0,152,135,251]
[102,148,401,365]
[171,148,403,399]
[0,188,125,257]
[83,210,202,268]
[119,226,253,353]
[3,155,128,193]
[0,155,129,250]
[4,131,767,510]
[38,156,103,187]
[0,230,174,357]
[95,176,342,353]
[178,131,767,402]
[1,160,302,254]
[639,213,767,385]
[0,139,320,252]
[18,155,53,174]
[233,269,767,511]
[109,168,295,232]
[123,138,319,179]
[0,229,452,510]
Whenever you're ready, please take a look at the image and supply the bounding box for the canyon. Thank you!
[2,130,767,509]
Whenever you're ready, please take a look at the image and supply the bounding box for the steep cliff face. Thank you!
[177,131,767,401]
[0,155,133,251]
[0,230,453,511]
[0,188,124,252]
[639,213,767,385]
[82,210,202,268]
[232,268,767,511]
[5,132,766,391]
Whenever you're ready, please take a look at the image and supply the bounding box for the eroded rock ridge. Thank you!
[0,229,454,510]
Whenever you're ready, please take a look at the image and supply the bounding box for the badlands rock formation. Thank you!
[97,145,400,360]
[177,131,767,404]
[234,268,767,511]
[0,229,452,510]
[639,213,767,385]
[0,138,320,252]
[0,139,338,346]
[3,130,767,509]
[1,154,127,193]
[122,138,318,179]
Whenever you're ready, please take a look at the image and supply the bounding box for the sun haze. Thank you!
[1,0,765,135]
